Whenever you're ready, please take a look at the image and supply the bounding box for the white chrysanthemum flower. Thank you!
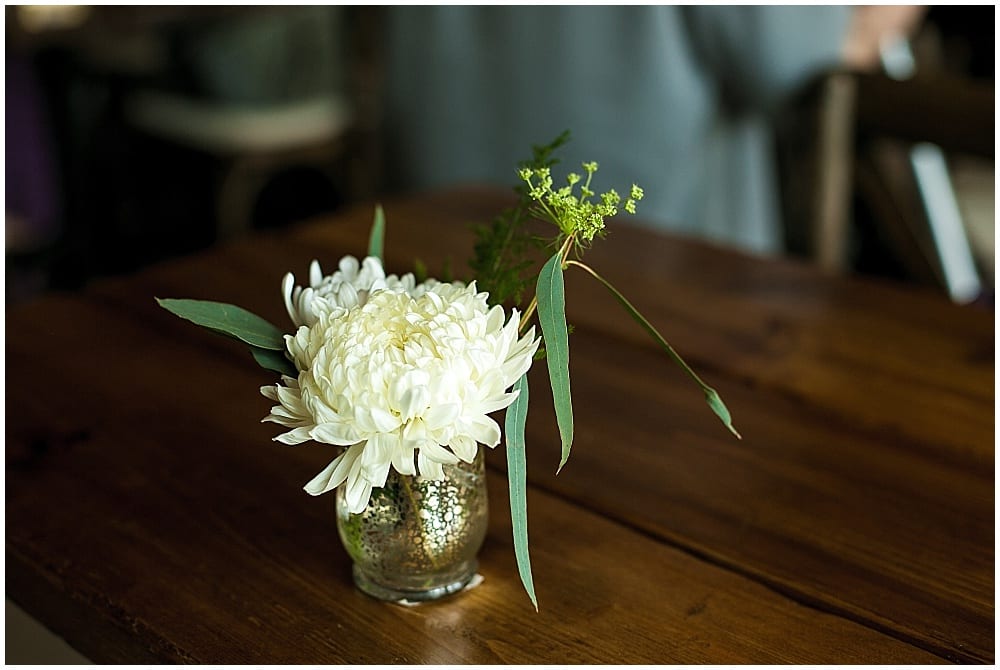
[282,255,434,328]
[263,262,539,513]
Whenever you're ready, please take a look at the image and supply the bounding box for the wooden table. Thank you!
[6,188,994,663]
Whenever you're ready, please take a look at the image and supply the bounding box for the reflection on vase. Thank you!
[336,449,488,601]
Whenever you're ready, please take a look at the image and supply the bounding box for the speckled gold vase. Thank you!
[336,450,488,602]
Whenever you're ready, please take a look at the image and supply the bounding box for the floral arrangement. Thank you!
[158,132,738,609]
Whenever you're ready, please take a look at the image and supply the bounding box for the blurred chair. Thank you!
[7,5,378,298]
[124,91,354,240]
[780,39,993,303]
[119,6,371,241]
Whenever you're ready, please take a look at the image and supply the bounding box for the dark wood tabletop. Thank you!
[6,187,994,663]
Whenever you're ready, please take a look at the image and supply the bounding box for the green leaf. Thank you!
[536,252,574,471]
[566,261,741,439]
[505,373,538,611]
[467,202,540,306]
[518,130,571,179]
[250,347,297,377]
[368,204,385,262]
[413,258,428,284]
[156,298,286,351]
[471,131,571,308]
[704,387,736,436]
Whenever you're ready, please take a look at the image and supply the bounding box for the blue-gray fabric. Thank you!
[383,6,851,255]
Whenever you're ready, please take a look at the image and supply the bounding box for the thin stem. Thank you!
[565,260,719,396]
[489,203,524,279]
[399,474,440,569]
[518,295,539,334]
[535,200,562,231]
[565,259,740,440]
[522,175,562,233]
[518,234,575,334]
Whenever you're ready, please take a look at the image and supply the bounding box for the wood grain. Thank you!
[6,187,992,663]
[6,295,943,663]
[507,327,993,662]
[264,189,995,661]
[289,189,992,462]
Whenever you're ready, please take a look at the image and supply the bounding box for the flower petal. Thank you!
[361,433,393,487]
[370,406,400,433]
[273,426,313,445]
[310,422,360,446]
[420,440,460,465]
[282,273,300,327]
[423,402,461,430]
[474,390,520,415]
[391,440,416,476]
[304,443,362,496]
[338,255,359,278]
[309,259,323,287]
[466,415,501,447]
[417,451,445,481]
[397,385,430,423]
[344,453,374,512]
[449,434,478,462]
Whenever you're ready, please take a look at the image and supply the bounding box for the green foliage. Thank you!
[413,258,429,283]
[156,298,285,350]
[468,210,537,307]
[160,132,740,613]
[704,388,740,440]
[519,155,643,247]
[492,135,739,607]
[536,252,574,472]
[504,373,537,610]
[250,347,298,378]
[368,204,385,261]
[468,131,572,308]
[157,297,295,377]
[339,505,366,558]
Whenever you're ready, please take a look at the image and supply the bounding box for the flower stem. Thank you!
[518,296,539,334]
[399,474,441,570]
[518,234,576,334]
[565,259,741,439]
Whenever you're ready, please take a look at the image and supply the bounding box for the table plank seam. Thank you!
[488,461,988,664]
[568,317,994,477]
[77,271,992,664]
[6,544,201,664]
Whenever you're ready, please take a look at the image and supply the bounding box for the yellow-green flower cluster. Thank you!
[519,162,643,244]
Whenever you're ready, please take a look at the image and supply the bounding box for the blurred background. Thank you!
[5,5,995,306]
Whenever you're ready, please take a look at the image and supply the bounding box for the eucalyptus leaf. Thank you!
[156,298,286,350]
[505,373,538,611]
[536,252,574,471]
[704,388,736,435]
[250,346,297,377]
[368,204,386,262]
[566,261,741,439]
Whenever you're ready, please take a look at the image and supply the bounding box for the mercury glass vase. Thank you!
[336,450,488,602]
